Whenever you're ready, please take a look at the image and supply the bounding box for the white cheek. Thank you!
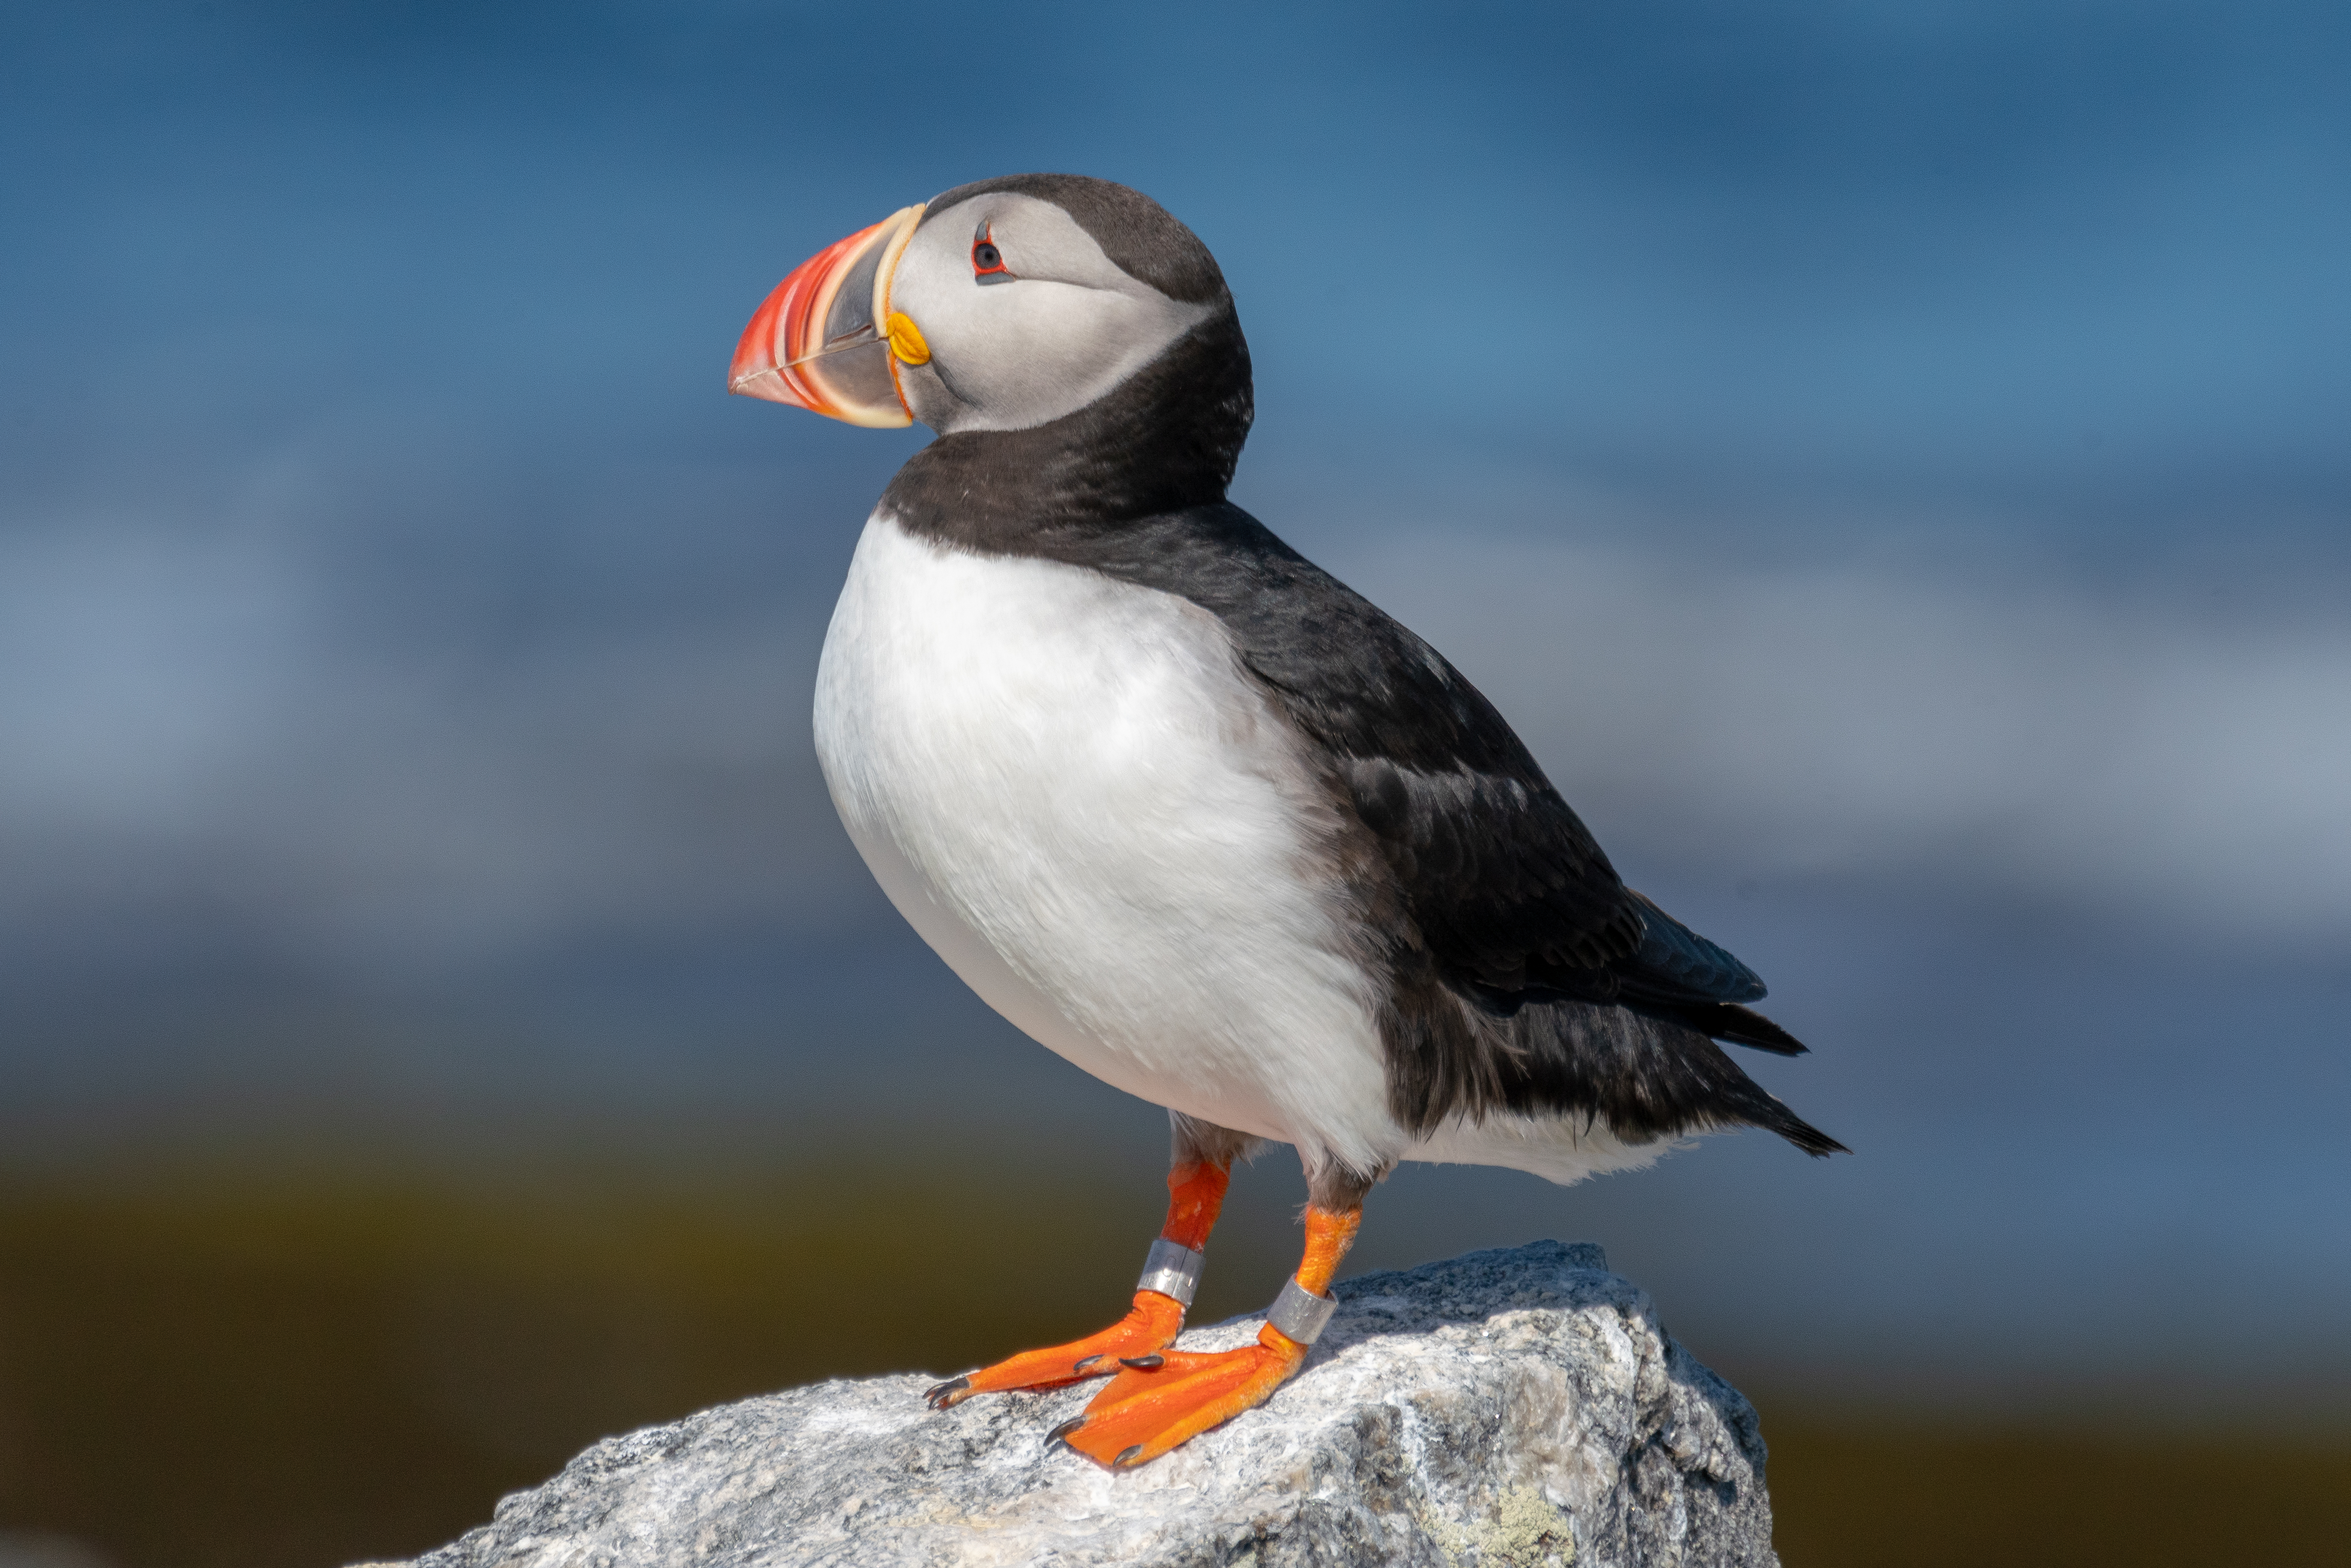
[889,217,1211,433]
[941,281,1203,429]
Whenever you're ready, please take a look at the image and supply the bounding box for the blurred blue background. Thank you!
[2,3,2348,1562]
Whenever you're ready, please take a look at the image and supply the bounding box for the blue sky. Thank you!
[3,1,2347,1409]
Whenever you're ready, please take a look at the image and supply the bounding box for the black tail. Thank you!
[1695,1028,1851,1157]
[1672,1013,1851,1158]
[1464,986,1852,1159]
[1728,1083,1851,1158]
[1634,999,1809,1057]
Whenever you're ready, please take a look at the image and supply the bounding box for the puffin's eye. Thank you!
[972,224,1014,285]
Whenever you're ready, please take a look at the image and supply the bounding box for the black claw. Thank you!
[923,1375,970,1409]
[1117,1354,1165,1370]
[1072,1354,1107,1373]
[1047,1416,1085,1448]
[1114,1444,1145,1468]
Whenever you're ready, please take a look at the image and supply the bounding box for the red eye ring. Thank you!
[972,223,1013,283]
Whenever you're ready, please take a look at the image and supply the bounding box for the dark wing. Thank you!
[1044,503,1800,1051]
[1614,892,1807,1056]
[1250,607,1650,988]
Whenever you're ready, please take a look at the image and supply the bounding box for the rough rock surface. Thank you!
[403,1242,1777,1567]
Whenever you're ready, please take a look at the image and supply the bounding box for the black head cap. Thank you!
[923,173,1230,307]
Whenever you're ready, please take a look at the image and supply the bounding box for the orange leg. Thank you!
[1054,1201,1362,1468]
[925,1160,1230,1409]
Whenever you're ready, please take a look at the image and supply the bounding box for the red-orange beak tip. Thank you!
[728,204,925,428]
[727,281,810,407]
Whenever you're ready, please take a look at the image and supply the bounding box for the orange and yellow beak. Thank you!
[728,203,926,427]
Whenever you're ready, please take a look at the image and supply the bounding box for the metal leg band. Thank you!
[1136,1237,1205,1308]
[1265,1275,1337,1345]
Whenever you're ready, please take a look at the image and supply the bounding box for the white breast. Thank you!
[813,514,1402,1176]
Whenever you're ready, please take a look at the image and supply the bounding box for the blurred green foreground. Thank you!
[0,1168,2340,1568]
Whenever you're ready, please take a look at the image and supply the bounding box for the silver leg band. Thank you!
[1265,1275,1337,1345]
[1136,1237,1205,1308]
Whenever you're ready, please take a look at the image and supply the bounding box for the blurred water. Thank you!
[7,858,2345,1420]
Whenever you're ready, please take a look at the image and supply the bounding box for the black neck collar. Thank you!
[880,307,1254,555]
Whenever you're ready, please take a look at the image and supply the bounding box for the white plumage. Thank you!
[814,513,1673,1188]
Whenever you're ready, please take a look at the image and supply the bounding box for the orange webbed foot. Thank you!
[925,1289,1186,1409]
[928,1161,1231,1411]
[1049,1201,1361,1467]
[1050,1323,1309,1468]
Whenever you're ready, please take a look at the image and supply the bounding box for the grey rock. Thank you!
[403,1242,1777,1568]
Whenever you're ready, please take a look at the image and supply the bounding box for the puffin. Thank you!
[727,173,1845,1470]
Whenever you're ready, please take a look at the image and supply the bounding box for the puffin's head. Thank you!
[729,174,1238,439]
